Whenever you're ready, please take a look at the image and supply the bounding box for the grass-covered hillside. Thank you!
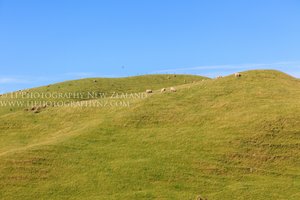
[0,70,299,199]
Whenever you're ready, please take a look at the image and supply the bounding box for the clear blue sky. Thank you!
[0,0,300,92]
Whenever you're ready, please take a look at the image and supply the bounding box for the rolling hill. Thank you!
[0,70,299,199]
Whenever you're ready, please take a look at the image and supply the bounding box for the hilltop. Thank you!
[0,70,299,200]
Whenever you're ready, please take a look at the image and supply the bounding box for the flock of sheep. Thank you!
[146,87,176,94]
[145,72,242,94]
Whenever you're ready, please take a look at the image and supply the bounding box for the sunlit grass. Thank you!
[0,70,299,199]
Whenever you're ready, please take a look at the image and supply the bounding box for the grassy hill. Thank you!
[0,70,299,199]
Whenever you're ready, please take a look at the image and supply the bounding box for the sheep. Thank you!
[146,89,152,93]
[33,109,41,114]
[216,76,223,79]
[196,195,207,200]
[170,87,177,92]
[235,72,242,77]
[26,105,47,113]
[161,88,166,92]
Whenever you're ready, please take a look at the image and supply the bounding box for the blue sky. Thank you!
[0,0,300,92]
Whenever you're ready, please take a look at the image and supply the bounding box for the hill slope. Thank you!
[0,70,299,199]
[0,74,207,155]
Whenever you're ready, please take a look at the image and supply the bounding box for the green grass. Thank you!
[0,70,299,199]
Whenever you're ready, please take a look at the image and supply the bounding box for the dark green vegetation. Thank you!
[0,70,299,199]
